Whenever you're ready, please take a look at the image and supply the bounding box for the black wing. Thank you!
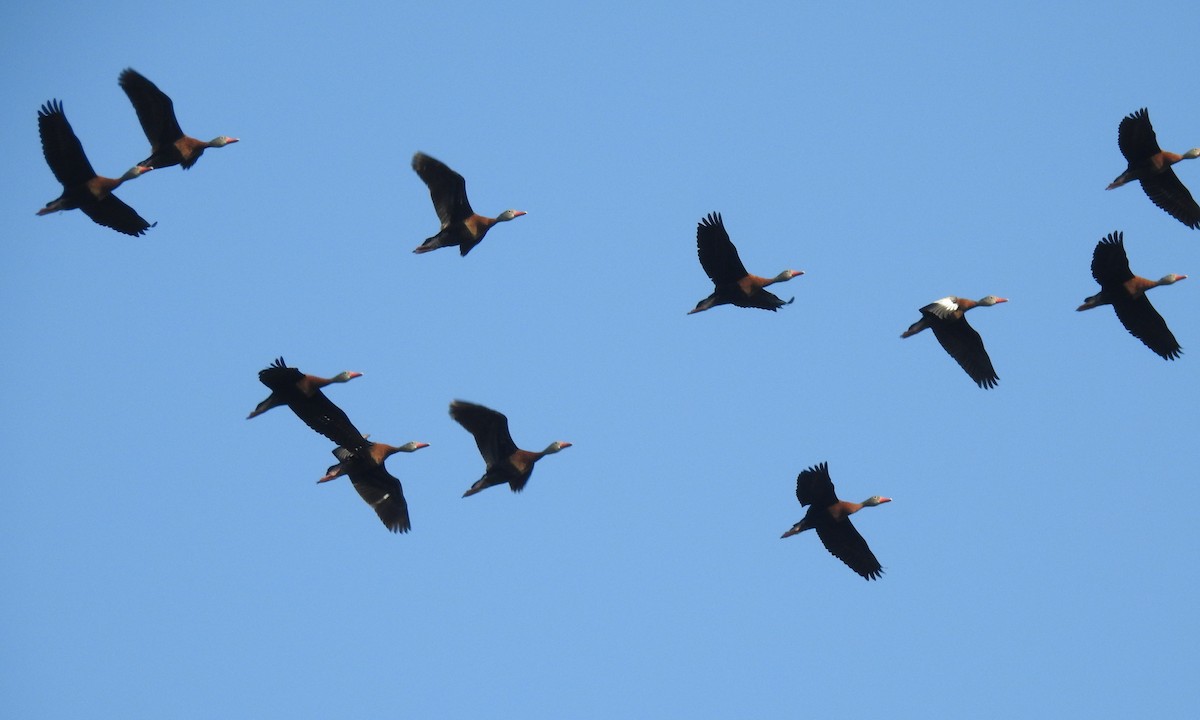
[814,519,884,580]
[928,315,999,389]
[696,212,750,286]
[413,153,473,227]
[118,68,185,151]
[1140,172,1200,230]
[1091,232,1134,286]
[258,357,304,389]
[348,462,411,534]
[297,393,365,448]
[79,196,154,236]
[1111,295,1183,360]
[450,400,518,466]
[1116,108,1161,163]
[738,288,793,311]
[795,462,838,508]
[38,100,96,187]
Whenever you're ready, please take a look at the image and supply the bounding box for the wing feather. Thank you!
[450,400,518,466]
[1139,172,1200,230]
[413,153,473,227]
[1111,295,1182,360]
[795,462,838,507]
[696,213,749,286]
[1117,108,1162,163]
[79,196,155,237]
[348,462,411,533]
[1091,232,1134,285]
[928,316,999,389]
[38,100,96,186]
[814,519,884,580]
[118,68,184,150]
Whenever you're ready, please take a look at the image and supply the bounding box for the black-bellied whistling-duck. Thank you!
[1077,231,1185,360]
[1107,108,1200,230]
[688,212,803,314]
[318,440,430,533]
[781,462,890,581]
[901,295,1007,389]
[248,358,364,445]
[449,400,571,497]
[118,68,238,170]
[411,152,526,256]
[36,100,155,236]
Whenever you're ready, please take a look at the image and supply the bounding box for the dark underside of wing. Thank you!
[815,519,883,580]
[1111,295,1182,360]
[450,401,518,466]
[258,360,304,390]
[696,213,749,286]
[1140,173,1200,230]
[118,68,184,148]
[412,153,473,226]
[80,195,154,236]
[734,287,791,311]
[293,391,366,448]
[348,464,410,533]
[1091,233,1134,285]
[1117,109,1161,163]
[795,463,838,508]
[929,316,998,388]
[38,100,96,187]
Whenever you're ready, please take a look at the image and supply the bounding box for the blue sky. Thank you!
[3,1,1198,717]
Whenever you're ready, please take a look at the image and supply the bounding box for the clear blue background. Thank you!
[3,2,1198,717]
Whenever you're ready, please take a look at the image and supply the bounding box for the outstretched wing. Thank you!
[1116,108,1162,163]
[450,400,518,466]
[118,68,184,151]
[348,462,411,534]
[297,392,366,448]
[80,196,155,236]
[258,357,305,389]
[696,212,749,286]
[921,296,962,320]
[814,519,884,580]
[795,462,838,508]
[38,100,96,187]
[413,153,473,227]
[739,288,793,311]
[1090,232,1134,286]
[1139,172,1200,230]
[1111,295,1183,360]
[929,316,999,389]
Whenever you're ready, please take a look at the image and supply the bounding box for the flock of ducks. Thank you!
[247,357,571,535]
[34,71,1200,580]
[36,69,237,235]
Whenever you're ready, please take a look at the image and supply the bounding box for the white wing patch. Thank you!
[927,296,961,318]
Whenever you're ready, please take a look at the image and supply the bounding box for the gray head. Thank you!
[862,495,892,507]
[977,295,1009,306]
[331,371,363,383]
[542,441,572,455]
[1159,273,1188,285]
[496,209,527,222]
[209,136,239,147]
[1182,148,1200,160]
